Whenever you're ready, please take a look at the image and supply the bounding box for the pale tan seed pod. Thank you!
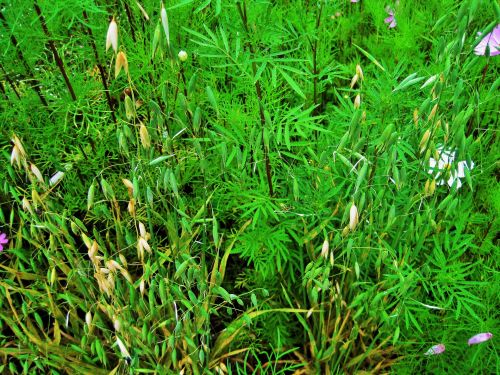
[89,240,99,260]
[106,260,122,272]
[139,123,151,149]
[428,104,438,121]
[128,198,136,216]
[413,108,419,127]
[106,18,118,53]
[342,225,350,237]
[115,51,129,78]
[10,145,22,168]
[137,240,144,261]
[321,238,329,259]
[356,64,364,81]
[354,94,361,109]
[139,222,147,238]
[107,273,115,293]
[12,135,26,156]
[10,135,26,168]
[350,73,359,89]
[119,253,128,268]
[349,202,359,231]
[30,163,44,184]
[85,311,92,328]
[113,316,121,332]
[120,268,133,284]
[139,279,145,295]
[95,273,111,297]
[116,337,131,359]
[22,197,33,214]
[139,238,151,253]
[122,178,134,197]
[419,129,431,154]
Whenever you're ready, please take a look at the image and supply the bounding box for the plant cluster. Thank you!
[0,0,498,374]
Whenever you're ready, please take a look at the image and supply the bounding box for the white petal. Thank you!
[437,160,447,170]
[429,158,437,169]
[436,178,446,186]
[457,162,466,178]
[446,175,455,188]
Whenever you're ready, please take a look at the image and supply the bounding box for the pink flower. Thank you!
[384,6,397,28]
[351,0,360,3]
[468,332,493,345]
[424,344,445,356]
[474,24,500,56]
[0,232,8,252]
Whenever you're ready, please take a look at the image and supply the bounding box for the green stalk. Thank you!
[0,12,48,107]
[82,10,117,124]
[33,0,77,101]
[236,0,274,197]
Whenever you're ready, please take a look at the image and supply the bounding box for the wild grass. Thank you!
[0,0,498,374]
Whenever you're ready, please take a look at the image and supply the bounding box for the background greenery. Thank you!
[0,0,498,373]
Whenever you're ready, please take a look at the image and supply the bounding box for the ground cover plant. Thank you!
[0,0,498,374]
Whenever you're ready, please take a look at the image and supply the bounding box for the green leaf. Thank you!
[353,43,385,71]
[278,68,306,99]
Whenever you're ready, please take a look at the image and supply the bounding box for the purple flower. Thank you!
[384,6,397,28]
[474,24,500,56]
[468,332,493,345]
[0,232,8,252]
[424,344,445,356]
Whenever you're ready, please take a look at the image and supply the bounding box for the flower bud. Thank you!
[178,50,188,62]
[424,344,445,355]
[468,332,493,345]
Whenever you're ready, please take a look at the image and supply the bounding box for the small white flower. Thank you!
[428,146,474,189]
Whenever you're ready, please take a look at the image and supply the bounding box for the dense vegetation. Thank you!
[0,0,498,373]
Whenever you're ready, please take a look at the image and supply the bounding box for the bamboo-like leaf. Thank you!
[278,68,306,99]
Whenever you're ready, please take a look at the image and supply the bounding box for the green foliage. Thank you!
[1,0,498,373]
